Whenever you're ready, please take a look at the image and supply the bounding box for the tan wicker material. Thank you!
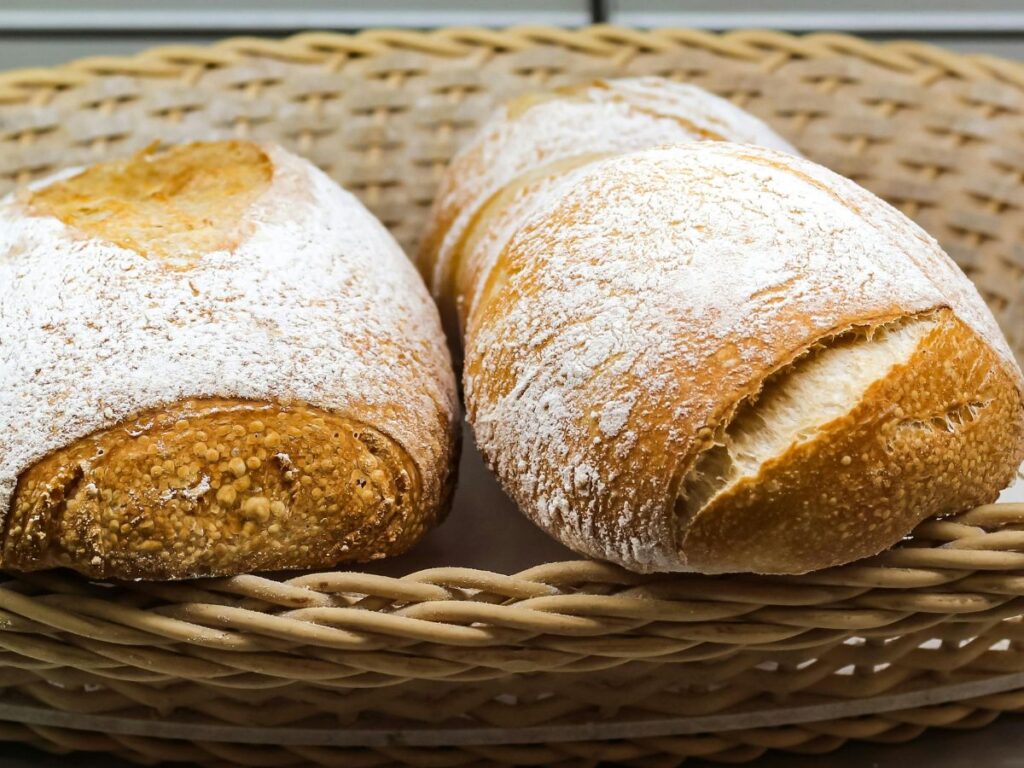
[0,25,1023,767]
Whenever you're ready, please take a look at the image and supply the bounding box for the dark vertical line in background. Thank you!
[590,0,609,24]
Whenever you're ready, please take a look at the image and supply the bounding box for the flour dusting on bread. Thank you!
[421,77,798,302]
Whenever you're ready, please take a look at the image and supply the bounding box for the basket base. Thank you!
[0,708,1019,768]
[1,671,1023,747]
[0,673,1022,766]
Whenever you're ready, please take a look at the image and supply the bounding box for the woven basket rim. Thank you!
[3,25,1024,105]
[0,502,1021,656]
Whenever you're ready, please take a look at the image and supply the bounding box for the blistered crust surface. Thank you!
[7,399,427,580]
[464,143,1024,572]
[0,141,459,533]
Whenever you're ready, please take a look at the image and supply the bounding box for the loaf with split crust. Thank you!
[419,79,1024,574]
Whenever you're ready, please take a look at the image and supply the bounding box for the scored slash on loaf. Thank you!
[418,77,1024,575]
[0,141,459,580]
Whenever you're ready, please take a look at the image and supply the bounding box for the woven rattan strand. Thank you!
[0,25,1023,767]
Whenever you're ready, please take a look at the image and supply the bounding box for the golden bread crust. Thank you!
[6,398,439,580]
[27,141,272,262]
[682,311,1024,573]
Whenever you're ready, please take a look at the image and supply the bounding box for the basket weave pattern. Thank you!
[0,25,1023,767]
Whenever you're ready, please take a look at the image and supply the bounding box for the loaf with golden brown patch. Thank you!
[421,80,1024,574]
[0,140,459,580]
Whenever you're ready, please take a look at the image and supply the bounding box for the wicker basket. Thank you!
[0,25,1024,767]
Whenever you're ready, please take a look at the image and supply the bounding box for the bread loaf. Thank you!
[0,140,459,580]
[421,81,1024,574]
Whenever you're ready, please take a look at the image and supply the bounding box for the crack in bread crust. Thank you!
[677,316,937,525]
[680,310,1024,574]
[5,398,427,580]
